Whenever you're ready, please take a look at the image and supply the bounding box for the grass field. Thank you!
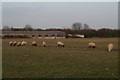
[2,38,118,78]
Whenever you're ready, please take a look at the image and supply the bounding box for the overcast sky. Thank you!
[2,2,118,29]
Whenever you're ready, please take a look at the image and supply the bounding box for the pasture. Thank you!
[2,38,118,78]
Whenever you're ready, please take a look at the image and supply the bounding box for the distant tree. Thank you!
[3,25,11,31]
[36,28,43,31]
[97,28,112,38]
[24,25,33,31]
[83,24,90,30]
[10,27,14,31]
[71,22,83,30]
[118,29,120,37]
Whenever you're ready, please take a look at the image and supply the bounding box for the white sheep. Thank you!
[13,41,17,46]
[108,43,113,52]
[57,41,64,47]
[42,42,46,47]
[9,41,13,46]
[21,41,27,46]
[88,42,96,48]
[32,41,37,46]
[17,41,22,47]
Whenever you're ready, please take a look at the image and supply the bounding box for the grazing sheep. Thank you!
[57,41,64,47]
[42,42,46,47]
[13,41,17,46]
[9,41,13,46]
[108,43,113,52]
[17,41,22,47]
[21,41,27,46]
[88,42,96,48]
[32,41,37,46]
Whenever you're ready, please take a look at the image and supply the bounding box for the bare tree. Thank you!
[71,22,83,30]
[83,24,90,30]
[3,25,11,31]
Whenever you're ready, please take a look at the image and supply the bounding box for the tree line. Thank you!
[2,23,120,38]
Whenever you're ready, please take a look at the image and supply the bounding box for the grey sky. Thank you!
[2,2,118,29]
[0,2,2,29]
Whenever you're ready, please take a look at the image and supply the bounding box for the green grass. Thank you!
[2,38,118,78]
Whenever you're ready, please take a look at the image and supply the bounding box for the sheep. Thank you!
[21,41,27,46]
[9,41,13,46]
[42,42,46,47]
[108,43,113,52]
[32,41,37,46]
[17,41,22,47]
[13,41,17,46]
[57,41,64,47]
[57,41,61,47]
[88,42,96,48]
